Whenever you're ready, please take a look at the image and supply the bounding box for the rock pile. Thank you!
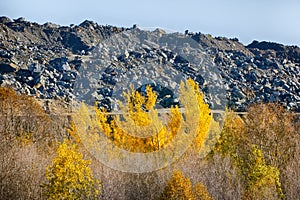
[0,17,299,112]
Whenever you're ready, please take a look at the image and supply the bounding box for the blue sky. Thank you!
[1,0,300,46]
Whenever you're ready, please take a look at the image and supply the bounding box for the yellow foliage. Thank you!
[121,84,157,126]
[242,146,283,200]
[43,140,101,199]
[160,170,195,200]
[212,109,246,165]
[212,109,284,199]
[94,84,183,153]
[198,119,220,158]
[67,121,81,144]
[144,85,157,110]
[95,106,181,153]
[184,79,212,153]
[244,103,297,169]
[72,79,212,160]
[160,170,214,200]
[95,106,112,135]
[193,182,214,200]
[17,132,33,146]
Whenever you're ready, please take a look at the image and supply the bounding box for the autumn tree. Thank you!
[43,140,101,199]
[193,182,214,200]
[182,79,212,154]
[213,103,297,169]
[160,170,214,200]
[242,103,298,198]
[73,78,211,154]
[0,87,55,199]
[0,87,52,148]
[160,170,195,200]
[70,79,215,197]
[212,109,246,166]
[212,104,294,199]
[242,146,283,200]
[243,103,297,169]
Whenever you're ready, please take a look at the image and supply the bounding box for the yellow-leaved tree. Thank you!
[193,182,214,200]
[160,170,195,200]
[72,78,214,158]
[183,79,212,153]
[212,109,246,165]
[160,170,214,200]
[43,140,101,199]
[212,108,285,199]
[94,83,182,153]
[242,146,283,200]
[83,78,213,154]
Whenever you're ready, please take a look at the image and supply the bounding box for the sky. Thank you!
[1,0,300,46]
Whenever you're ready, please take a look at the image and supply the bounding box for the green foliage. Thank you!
[43,140,101,200]
[212,105,289,199]
[242,146,283,200]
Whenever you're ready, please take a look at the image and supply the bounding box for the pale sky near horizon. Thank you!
[1,0,300,46]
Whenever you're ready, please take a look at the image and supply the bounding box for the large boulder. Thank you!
[0,63,19,73]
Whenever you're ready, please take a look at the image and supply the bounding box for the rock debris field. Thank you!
[0,16,299,112]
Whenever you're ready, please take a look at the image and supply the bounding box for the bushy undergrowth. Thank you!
[0,85,299,200]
